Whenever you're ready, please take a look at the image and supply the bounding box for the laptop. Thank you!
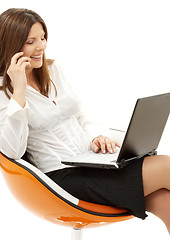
[62,92,170,169]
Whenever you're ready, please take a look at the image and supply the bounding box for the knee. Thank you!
[144,154,170,170]
[153,155,170,176]
[143,155,170,194]
[157,155,170,189]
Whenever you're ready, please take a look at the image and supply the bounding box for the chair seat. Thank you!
[78,200,128,215]
[0,152,133,229]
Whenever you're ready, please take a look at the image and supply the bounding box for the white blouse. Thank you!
[0,62,112,173]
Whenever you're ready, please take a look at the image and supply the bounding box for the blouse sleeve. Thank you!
[0,95,29,159]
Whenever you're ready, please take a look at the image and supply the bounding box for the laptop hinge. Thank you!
[118,150,157,168]
[148,149,157,156]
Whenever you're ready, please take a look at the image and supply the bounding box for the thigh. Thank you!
[142,155,170,196]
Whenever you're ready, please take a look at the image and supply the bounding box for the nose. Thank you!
[36,40,46,51]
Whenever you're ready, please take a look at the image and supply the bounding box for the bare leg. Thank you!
[145,189,170,234]
[143,155,170,233]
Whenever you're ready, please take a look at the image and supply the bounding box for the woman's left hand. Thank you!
[91,136,121,154]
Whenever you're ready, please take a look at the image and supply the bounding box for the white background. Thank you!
[0,0,170,239]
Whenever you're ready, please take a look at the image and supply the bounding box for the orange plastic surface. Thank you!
[78,200,128,215]
[0,153,133,229]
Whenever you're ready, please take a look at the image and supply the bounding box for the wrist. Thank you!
[13,89,26,108]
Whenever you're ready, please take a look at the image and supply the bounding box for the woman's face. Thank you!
[21,22,47,70]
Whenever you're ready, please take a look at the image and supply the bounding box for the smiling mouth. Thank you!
[30,55,42,60]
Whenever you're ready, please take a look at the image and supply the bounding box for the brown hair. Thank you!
[0,8,56,98]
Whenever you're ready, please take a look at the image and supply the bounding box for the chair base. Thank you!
[71,228,83,240]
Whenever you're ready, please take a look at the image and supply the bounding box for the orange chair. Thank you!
[0,152,133,240]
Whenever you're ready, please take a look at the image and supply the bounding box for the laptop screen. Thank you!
[117,93,170,163]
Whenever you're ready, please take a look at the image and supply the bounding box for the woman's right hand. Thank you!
[7,52,31,108]
[7,52,31,91]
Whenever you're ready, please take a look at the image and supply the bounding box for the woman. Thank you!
[0,8,170,233]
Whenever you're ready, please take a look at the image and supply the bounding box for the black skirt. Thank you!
[46,157,147,220]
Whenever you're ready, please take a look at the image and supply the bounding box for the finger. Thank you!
[114,141,121,148]
[107,142,114,153]
[111,141,117,153]
[92,143,100,153]
[17,56,31,67]
[20,61,31,71]
[92,139,100,153]
[11,52,24,65]
[98,137,106,153]
[105,138,114,153]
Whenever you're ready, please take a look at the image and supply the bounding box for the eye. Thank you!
[26,41,34,45]
[41,34,46,41]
